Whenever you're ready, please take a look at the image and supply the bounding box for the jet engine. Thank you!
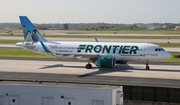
[96,56,116,68]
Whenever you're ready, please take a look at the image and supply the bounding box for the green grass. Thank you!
[43,35,180,39]
[79,30,180,34]
[162,54,180,62]
[0,48,54,58]
[0,33,22,36]
[0,40,23,44]
[154,43,180,47]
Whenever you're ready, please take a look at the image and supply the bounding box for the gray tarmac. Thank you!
[0,44,19,48]
[0,59,180,87]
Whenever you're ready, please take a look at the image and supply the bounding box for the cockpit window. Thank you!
[155,48,165,51]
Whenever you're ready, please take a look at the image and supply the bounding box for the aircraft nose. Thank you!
[165,52,171,59]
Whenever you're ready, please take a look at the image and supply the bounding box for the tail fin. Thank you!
[19,16,47,43]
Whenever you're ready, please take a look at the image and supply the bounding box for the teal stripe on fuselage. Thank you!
[40,41,51,53]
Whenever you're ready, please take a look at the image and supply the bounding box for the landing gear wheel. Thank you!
[85,64,92,69]
[146,66,150,70]
[145,60,150,70]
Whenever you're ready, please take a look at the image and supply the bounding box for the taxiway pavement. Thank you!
[0,59,180,87]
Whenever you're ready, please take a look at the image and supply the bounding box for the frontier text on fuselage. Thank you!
[77,44,139,54]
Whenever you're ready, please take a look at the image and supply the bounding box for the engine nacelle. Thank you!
[116,60,127,64]
[97,56,116,68]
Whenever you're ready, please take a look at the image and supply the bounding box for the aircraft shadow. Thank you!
[78,65,135,77]
[39,64,180,77]
[40,64,85,69]
[40,64,133,70]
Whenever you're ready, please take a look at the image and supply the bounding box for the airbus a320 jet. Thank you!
[16,16,171,70]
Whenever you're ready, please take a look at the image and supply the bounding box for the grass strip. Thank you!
[0,48,54,59]
[43,35,180,39]
[154,43,180,47]
[0,40,23,44]
[162,54,180,62]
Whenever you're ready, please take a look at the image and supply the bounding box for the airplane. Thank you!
[16,16,171,70]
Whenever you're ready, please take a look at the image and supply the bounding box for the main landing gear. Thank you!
[85,63,92,69]
[145,60,150,70]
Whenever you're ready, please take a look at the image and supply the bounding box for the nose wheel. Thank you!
[145,60,150,70]
[146,65,150,70]
[85,63,92,69]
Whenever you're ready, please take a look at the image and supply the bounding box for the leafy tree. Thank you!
[63,23,69,30]
[166,25,175,30]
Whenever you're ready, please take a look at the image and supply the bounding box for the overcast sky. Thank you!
[0,0,180,24]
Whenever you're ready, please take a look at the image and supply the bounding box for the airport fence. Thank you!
[124,85,180,104]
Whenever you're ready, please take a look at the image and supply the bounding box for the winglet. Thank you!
[94,37,99,42]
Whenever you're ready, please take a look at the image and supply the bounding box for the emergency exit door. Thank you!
[144,45,149,55]
[9,96,19,105]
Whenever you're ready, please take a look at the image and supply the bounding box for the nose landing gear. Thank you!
[145,60,150,70]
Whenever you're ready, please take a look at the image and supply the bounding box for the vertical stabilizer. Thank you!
[19,16,47,43]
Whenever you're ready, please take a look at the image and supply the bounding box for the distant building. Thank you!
[0,81,123,105]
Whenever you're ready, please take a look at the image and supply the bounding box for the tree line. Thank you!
[0,23,179,31]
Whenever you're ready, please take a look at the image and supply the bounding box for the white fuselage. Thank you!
[16,41,171,61]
